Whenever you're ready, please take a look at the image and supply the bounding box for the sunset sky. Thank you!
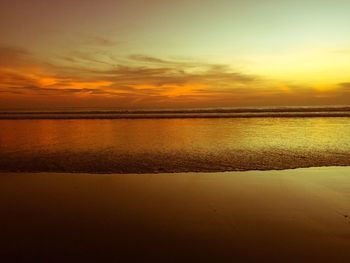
[1,0,350,109]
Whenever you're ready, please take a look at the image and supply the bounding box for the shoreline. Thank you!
[1,164,350,174]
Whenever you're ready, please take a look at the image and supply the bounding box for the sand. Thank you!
[0,167,350,262]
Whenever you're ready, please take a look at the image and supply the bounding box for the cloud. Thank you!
[0,45,32,67]
[339,82,350,89]
[84,36,120,47]
[128,55,176,65]
[1,44,350,108]
[331,49,350,54]
[93,57,257,89]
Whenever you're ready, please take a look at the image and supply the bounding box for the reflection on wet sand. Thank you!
[0,167,350,262]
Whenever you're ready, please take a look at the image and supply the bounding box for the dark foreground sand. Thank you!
[0,167,350,262]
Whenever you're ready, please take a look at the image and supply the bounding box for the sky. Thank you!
[0,0,350,109]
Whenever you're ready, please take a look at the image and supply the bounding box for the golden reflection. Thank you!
[1,118,349,154]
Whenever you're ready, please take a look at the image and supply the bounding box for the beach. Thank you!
[1,115,350,262]
[1,167,350,262]
[2,0,350,261]
[1,0,350,260]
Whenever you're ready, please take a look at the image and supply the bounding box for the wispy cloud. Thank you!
[84,36,121,47]
[339,82,350,89]
[0,45,33,67]
[1,44,350,108]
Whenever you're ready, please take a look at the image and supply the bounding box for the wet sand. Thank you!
[1,167,350,262]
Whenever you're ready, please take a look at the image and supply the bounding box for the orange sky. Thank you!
[1,0,350,109]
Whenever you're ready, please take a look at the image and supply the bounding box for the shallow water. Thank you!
[1,117,350,173]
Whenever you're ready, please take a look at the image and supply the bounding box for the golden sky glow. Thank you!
[0,0,350,109]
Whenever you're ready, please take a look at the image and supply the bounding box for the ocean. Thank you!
[1,106,350,173]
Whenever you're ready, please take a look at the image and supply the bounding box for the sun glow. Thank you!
[1,0,350,108]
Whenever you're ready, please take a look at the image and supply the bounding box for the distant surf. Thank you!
[1,106,350,119]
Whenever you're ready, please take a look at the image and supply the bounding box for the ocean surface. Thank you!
[1,107,350,173]
[1,106,350,119]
